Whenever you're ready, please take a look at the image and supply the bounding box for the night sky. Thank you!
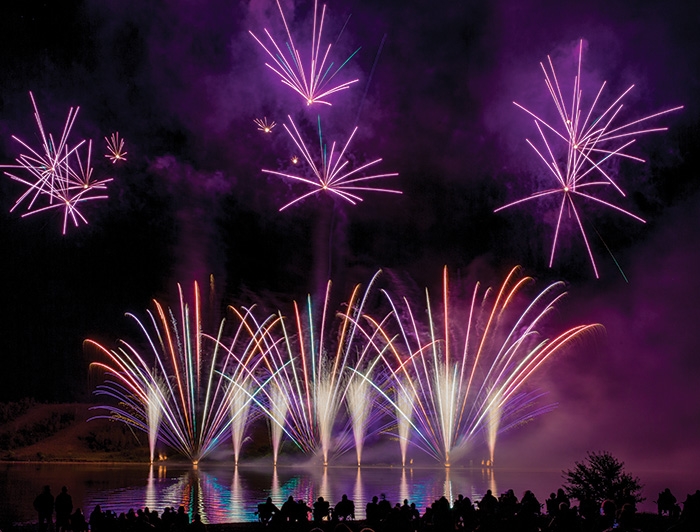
[1,0,699,474]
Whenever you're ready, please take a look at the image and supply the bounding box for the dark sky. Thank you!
[1,0,699,474]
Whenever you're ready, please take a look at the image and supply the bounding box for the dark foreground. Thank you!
[10,513,696,532]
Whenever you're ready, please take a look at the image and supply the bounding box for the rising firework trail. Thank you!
[495,40,682,277]
[262,115,400,211]
[362,266,601,466]
[86,281,275,464]
[105,132,127,163]
[249,0,360,106]
[2,92,112,234]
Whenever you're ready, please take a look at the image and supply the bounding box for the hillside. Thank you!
[0,401,150,462]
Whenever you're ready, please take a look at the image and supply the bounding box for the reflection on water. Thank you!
[1,462,686,526]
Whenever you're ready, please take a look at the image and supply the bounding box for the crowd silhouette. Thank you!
[29,484,700,532]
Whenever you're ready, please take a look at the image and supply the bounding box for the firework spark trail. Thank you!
[364,266,600,466]
[3,92,112,233]
[263,115,400,211]
[249,0,360,106]
[105,132,127,163]
[86,282,275,464]
[495,40,683,277]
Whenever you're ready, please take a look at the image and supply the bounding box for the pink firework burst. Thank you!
[3,92,112,234]
[249,0,360,106]
[495,40,682,277]
[254,117,277,133]
[105,132,127,163]
[262,115,400,211]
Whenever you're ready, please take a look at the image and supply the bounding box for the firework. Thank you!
[249,0,360,106]
[3,92,112,234]
[263,115,400,211]
[363,266,600,466]
[252,273,389,466]
[495,41,682,277]
[86,281,275,464]
[254,117,277,133]
[105,132,127,163]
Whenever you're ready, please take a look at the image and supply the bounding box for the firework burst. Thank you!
[363,266,600,466]
[252,273,390,466]
[86,281,275,464]
[263,115,400,211]
[105,132,127,163]
[3,92,112,234]
[254,117,277,133]
[249,0,360,106]
[495,41,682,277]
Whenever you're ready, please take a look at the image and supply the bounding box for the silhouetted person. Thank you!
[667,490,700,532]
[547,502,582,532]
[658,487,679,517]
[431,496,453,531]
[34,485,54,532]
[281,495,298,522]
[366,495,380,524]
[174,505,190,532]
[603,503,639,532]
[555,488,570,511]
[257,497,279,524]
[599,499,617,531]
[296,499,312,522]
[378,493,392,521]
[188,513,206,532]
[313,496,330,522]
[70,508,88,532]
[477,489,498,517]
[55,486,73,532]
[89,505,105,532]
[545,492,559,517]
[335,494,355,520]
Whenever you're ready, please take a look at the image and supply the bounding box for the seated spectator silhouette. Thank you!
[377,493,392,521]
[70,508,88,532]
[313,496,331,522]
[257,497,279,525]
[477,489,498,517]
[189,513,206,532]
[281,495,298,522]
[603,503,639,532]
[366,495,380,524]
[335,494,355,521]
[657,488,679,518]
[296,499,312,522]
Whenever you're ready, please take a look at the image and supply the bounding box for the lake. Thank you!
[0,462,694,526]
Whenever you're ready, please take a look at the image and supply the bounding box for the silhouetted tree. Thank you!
[562,451,644,507]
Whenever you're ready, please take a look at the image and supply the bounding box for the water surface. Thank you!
[0,462,692,526]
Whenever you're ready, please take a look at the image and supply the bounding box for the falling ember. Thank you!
[495,40,682,277]
[262,115,400,211]
[249,0,360,106]
[254,117,276,133]
[105,132,127,163]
